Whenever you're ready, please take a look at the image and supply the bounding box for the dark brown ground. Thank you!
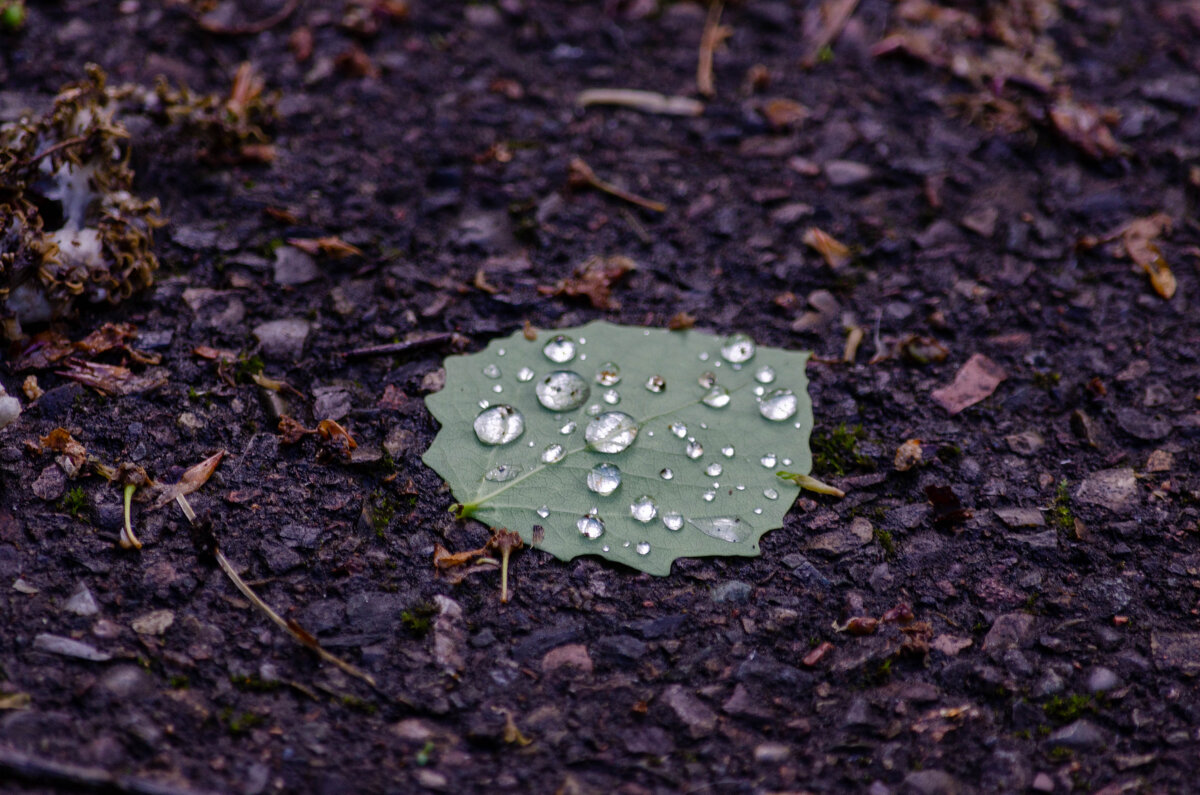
[3,1,1200,793]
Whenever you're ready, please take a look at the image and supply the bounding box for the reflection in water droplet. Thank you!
[721,333,756,363]
[586,463,622,496]
[543,335,576,363]
[492,384,503,393]
[688,516,750,543]
[536,370,590,411]
[698,372,717,388]
[669,422,687,438]
[635,541,651,556]
[596,362,621,386]
[721,445,735,457]
[760,389,798,421]
[483,363,501,378]
[560,420,577,435]
[644,375,666,393]
[685,440,704,459]
[663,512,684,531]
[755,365,776,384]
[541,444,565,464]
[603,388,620,405]
[478,399,490,409]
[764,488,779,500]
[760,452,777,467]
[702,385,731,408]
[703,490,716,502]
[517,366,535,382]
[660,468,673,480]
[473,405,525,445]
[536,505,550,518]
[585,412,638,453]
[705,462,723,477]
[630,496,658,523]
[485,464,521,482]
[577,512,604,539]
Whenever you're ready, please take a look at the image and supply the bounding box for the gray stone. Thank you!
[0,383,19,430]
[983,612,1036,653]
[313,386,352,421]
[32,634,110,662]
[31,465,66,501]
[1151,631,1200,673]
[94,665,153,702]
[722,683,774,720]
[660,684,717,738]
[279,524,321,549]
[1075,468,1138,513]
[1048,719,1106,750]
[824,159,872,186]
[711,580,752,603]
[273,245,321,286]
[622,726,674,755]
[1004,431,1044,455]
[753,742,791,763]
[253,319,311,360]
[384,427,418,457]
[63,582,99,617]
[902,769,962,795]
[259,542,302,574]
[994,508,1045,528]
[1086,666,1120,693]
[1031,669,1065,698]
[432,595,466,675]
[806,516,873,555]
[1115,408,1171,441]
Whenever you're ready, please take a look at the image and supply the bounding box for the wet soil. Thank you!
[3,1,1200,793]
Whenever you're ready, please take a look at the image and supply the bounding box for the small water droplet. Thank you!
[536,505,550,518]
[586,463,622,496]
[595,362,621,386]
[736,484,746,491]
[759,389,798,421]
[586,403,603,416]
[543,335,576,363]
[764,488,779,500]
[536,370,590,411]
[702,385,731,408]
[585,412,638,454]
[705,462,723,477]
[478,399,490,409]
[698,371,717,388]
[635,541,651,556]
[688,516,749,543]
[602,545,610,552]
[603,388,620,405]
[720,333,756,363]
[755,365,776,384]
[753,507,763,515]
[721,445,735,457]
[528,440,535,447]
[517,366,535,382]
[663,512,684,531]
[703,490,716,502]
[577,513,604,540]
[669,422,688,438]
[579,353,587,361]
[647,430,654,437]
[760,452,777,467]
[492,384,503,393]
[541,443,565,464]
[483,363,501,378]
[473,405,525,445]
[485,464,522,481]
[660,468,673,480]
[782,457,792,466]
[685,440,704,459]
[753,385,765,396]
[497,348,506,356]
[579,337,586,345]
[644,375,666,392]
[630,496,658,523]
[698,351,710,361]
[794,421,803,429]
[560,420,577,435]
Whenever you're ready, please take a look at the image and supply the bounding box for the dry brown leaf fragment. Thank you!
[22,376,43,401]
[1121,213,1176,300]
[930,354,1006,414]
[802,641,835,667]
[898,335,949,364]
[277,415,317,444]
[57,360,168,396]
[1048,97,1122,159]
[803,227,852,269]
[433,543,492,570]
[577,89,704,117]
[522,320,538,341]
[39,428,88,475]
[761,98,810,130]
[667,311,696,331]
[192,345,238,362]
[567,157,667,213]
[287,236,363,259]
[14,323,157,371]
[833,616,878,635]
[539,255,636,310]
[146,450,226,511]
[697,0,730,97]
[894,438,923,472]
[317,419,357,457]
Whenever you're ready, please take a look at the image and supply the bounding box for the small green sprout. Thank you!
[0,1,25,32]
[61,487,86,517]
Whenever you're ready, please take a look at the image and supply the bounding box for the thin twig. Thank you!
[339,332,457,360]
[196,0,299,35]
[0,744,216,795]
[801,0,861,68]
[568,157,667,213]
[19,135,89,168]
[697,0,726,97]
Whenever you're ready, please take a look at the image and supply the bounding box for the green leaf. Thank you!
[422,321,814,576]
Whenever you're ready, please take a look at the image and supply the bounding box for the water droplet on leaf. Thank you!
[698,371,717,388]
[560,420,577,435]
[543,335,576,363]
[760,452,777,467]
[669,422,687,438]
[755,365,776,384]
[536,370,590,411]
[483,363,501,378]
[635,541,651,556]
[585,411,638,453]
[644,375,666,392]
[703,490,716,502]
[660,468,673,480]
[586,463,622,496]
[485,464,521,481]
[595,362,621,386]
[721,445,735,457]
[603,388,620,405]
[585,403,602,416]
[705,462,723,477]
[517,366,535,382]
[764,488,779,500]
[492,384,503,393]
[702,385,731,408]
[759,389,798,421]
[720,333,756,363]
[536,505,550,518]
[688,516,749,543]
[541,444,565,464]
[685,440,704,459]
[473,405,525,445]
[630,496,658,523]
[662,512,684,531]
[577,512,604,539]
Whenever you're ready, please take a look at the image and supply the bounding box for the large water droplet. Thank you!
[760,452,777,468]
[536,370,590,411]
[764,488,779,500]
[705,462,723,477]
[755,365,776,384]
[485,464,521,481]
[586,463,622,496]
[644,375,666,393]
[663,512,684,531]
[483,363,501,378]
[689,516,750,543]
[703,490,716,502]
[660,468,673,480]
[595,362,621,386]
[577,512,604,540]
[473,405,525,445]
[536,505,550,518]
[560,420,577,435]
[543,335,576,363]
[702,385,731,408]
[603,388,620,405]
[585,412,638,454]
[760,389,798,421]
[635,541,651,556]
[721,445,735,457]
[517,366,535,382]
[685,440,704,459]
[541,444,565,464]
[720,333,756,363]
[669,422,687,438]
[630,496,658,523]
[698,371,717,388]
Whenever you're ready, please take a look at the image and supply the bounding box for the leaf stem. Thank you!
[777,471,845,498]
